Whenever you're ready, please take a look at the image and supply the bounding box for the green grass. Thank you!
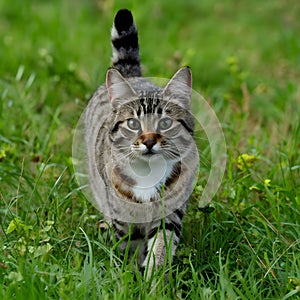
[1,0,300,299]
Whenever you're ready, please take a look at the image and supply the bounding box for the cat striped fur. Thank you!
[84,9,199,279]
[111,9,142,77]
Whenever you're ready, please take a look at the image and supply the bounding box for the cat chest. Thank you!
[112,155,175,203]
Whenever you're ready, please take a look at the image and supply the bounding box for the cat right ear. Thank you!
[106,68,137,107]
[162,67,192,109]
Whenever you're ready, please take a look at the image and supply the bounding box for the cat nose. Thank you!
[142,138,156,150]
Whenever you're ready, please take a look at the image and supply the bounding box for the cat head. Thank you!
[106,67,192,110]
[106,67,195,162]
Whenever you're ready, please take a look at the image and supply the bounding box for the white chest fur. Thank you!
[125,154,174,202]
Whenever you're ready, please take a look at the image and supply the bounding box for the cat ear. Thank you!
[106,68,137,106]
[163,67,192,108]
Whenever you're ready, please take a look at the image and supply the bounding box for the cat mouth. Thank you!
[142,149,156,156]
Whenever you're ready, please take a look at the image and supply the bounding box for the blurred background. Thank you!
[1,0,299,157]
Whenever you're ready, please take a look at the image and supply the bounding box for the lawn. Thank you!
[0,0,299,299]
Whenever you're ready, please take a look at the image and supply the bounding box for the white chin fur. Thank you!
[126,154,174,202]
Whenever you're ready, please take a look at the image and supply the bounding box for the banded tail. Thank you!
[111,9,142,78]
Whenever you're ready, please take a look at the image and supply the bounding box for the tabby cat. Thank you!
[84,9,199,278]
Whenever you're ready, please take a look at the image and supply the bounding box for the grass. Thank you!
[0,0,300,299]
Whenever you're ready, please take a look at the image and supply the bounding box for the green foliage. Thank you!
[1,0,299,299]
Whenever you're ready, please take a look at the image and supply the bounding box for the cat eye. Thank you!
[158,118,173,130]
[127,118,141,130]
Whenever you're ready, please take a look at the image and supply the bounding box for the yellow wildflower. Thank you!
[237,154,259,171]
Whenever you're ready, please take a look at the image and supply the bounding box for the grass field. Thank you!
[1,0,300,299]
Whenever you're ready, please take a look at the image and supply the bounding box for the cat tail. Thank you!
[111,9,142,78]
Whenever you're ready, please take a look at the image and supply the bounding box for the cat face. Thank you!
[107,67,195,165]
[109,99,195,169]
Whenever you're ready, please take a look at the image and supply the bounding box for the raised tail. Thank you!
[111,9,142,77]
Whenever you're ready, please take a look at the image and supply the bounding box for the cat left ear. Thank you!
[106,68,137,106]
[163,67,192,108]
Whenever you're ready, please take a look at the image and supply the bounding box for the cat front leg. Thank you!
[142,217,181,280]
[142,230,173,280]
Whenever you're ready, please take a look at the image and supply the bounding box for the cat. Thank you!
[84,9,199,279]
